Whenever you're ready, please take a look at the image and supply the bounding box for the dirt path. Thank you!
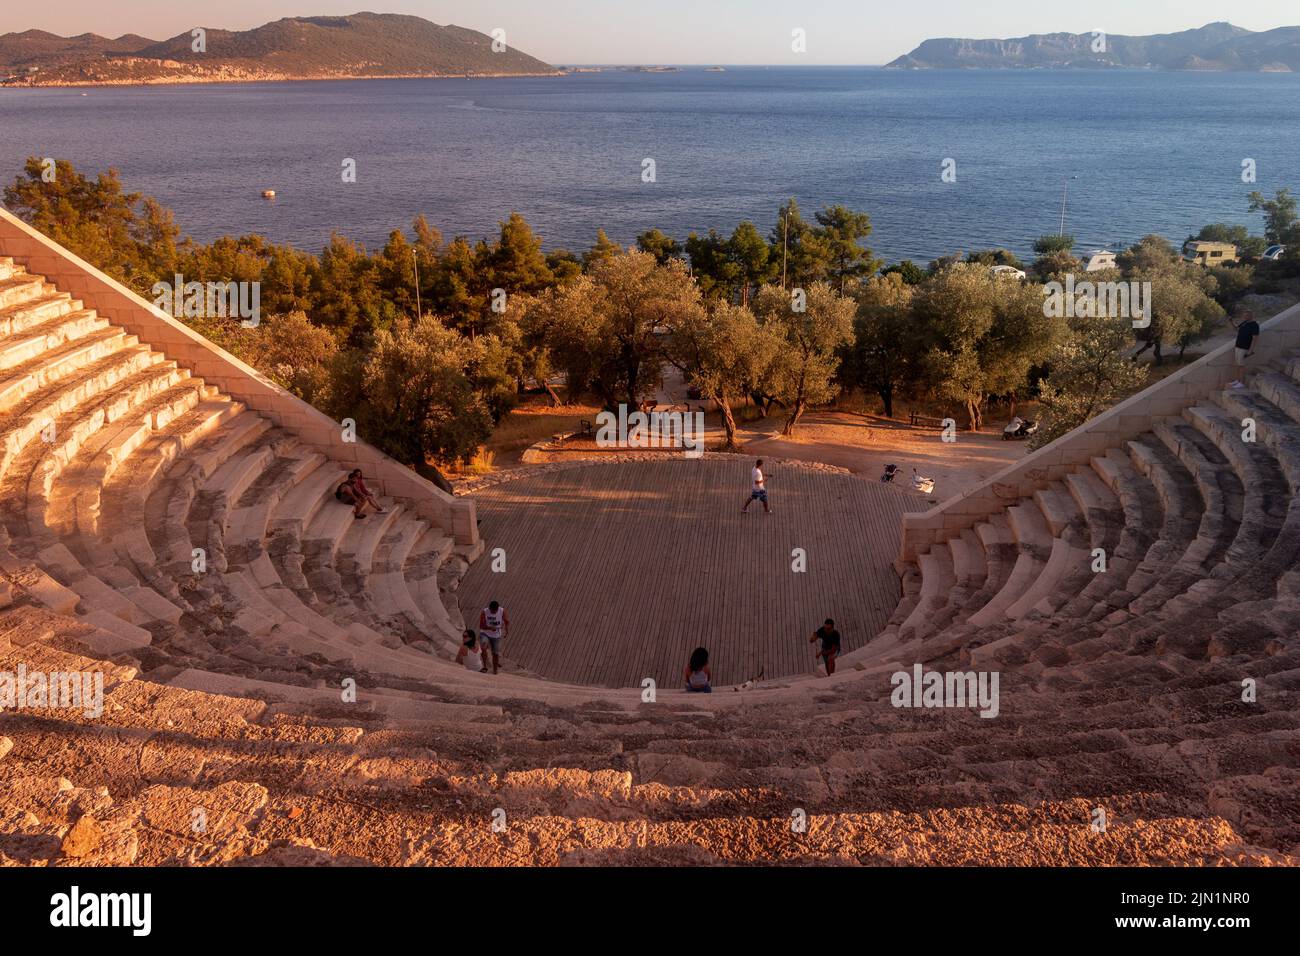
[519,407,1028,502]
[732,411,1027,500]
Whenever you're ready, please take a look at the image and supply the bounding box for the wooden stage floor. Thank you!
[457,459,922,689]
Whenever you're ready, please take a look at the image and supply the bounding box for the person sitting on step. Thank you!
[348,469,386,515]
[334,473,370,519]
[456,629,480,671]
[684,647,712,693]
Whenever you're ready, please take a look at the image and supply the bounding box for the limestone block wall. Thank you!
[899,299,1300,564]
[0,207,477,545]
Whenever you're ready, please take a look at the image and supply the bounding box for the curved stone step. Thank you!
[949,528,987,588]
[166,668,505,724]
[1155,420,1242,572]
[0,273,48,309]
[1063,466,1122,552]
[224,451,324,574]
[1217,387,1300,492]
[26,371,205,523]
[898,547,955,641]
[1184,404,1287,566]
[1019,537,1094,618]
[944,514,1014,626]
[1120,435,1204,603]
[101,402,252,590]
[0,290,76,337]
[968,504,1050,627]
[270,458,347,537]
[0,309,105,372]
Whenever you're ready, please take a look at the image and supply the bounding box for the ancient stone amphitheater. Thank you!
[0,208,1296,867]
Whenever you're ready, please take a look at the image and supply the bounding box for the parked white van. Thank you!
[1080,249,1118,272]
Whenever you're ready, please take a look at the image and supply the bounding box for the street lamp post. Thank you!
[412,249,422,319]
[1060,175,1079,237]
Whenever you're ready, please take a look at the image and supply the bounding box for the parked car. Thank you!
[1262,244,1287,262]
[990,264,1027,280]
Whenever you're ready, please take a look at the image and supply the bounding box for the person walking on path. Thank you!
[742,459,771,514]
[809,619,842,676]
[478,600,508,674]
[684,647,712,693]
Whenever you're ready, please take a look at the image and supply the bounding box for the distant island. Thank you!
[0,12,560,87]
[887,21,1300,71]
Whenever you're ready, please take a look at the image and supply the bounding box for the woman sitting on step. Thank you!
[455,629,480,670]
[349,470,386,514]
[684,647,712,693]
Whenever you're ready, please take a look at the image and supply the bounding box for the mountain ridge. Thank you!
[887,22,1300,71]
[0,12,559,86]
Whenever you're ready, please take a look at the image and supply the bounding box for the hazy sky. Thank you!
[3,1,1298,65]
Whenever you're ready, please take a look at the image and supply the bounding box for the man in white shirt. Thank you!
[478,600,508,674]
[742,459,771,514]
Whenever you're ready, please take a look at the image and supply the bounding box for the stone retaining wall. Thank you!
[0,207,477,545]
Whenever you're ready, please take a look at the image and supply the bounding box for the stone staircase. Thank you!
[0,242,1297,865]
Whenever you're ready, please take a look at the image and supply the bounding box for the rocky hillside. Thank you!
[0,13,559,86]
[888,22,1300,71]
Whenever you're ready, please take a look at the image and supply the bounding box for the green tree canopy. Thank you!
[1118,235,1224,363]
[1248,188,1299,245]
[752,281,855,435]
[666,300,777,449]
[636,228,683,264]
[813,204,881,293]
[3,156,180,291]
[847,272,928,418]
[355,316,493,472]
[1031,313,1147,449]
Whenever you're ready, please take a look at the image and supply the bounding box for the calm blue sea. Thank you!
[2,67,1298,263]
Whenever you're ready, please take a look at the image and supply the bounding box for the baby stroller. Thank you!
[911,469,936,495]
[881,463,899,483]
[1002,416,1039,441]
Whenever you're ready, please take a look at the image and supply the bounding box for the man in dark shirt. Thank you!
[810,619,842,676]
[1232,309,1260,368]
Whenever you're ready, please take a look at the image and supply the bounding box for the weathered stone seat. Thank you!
[967,504,1050,626]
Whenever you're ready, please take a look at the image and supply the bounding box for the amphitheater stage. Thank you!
[457,458,923,688]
